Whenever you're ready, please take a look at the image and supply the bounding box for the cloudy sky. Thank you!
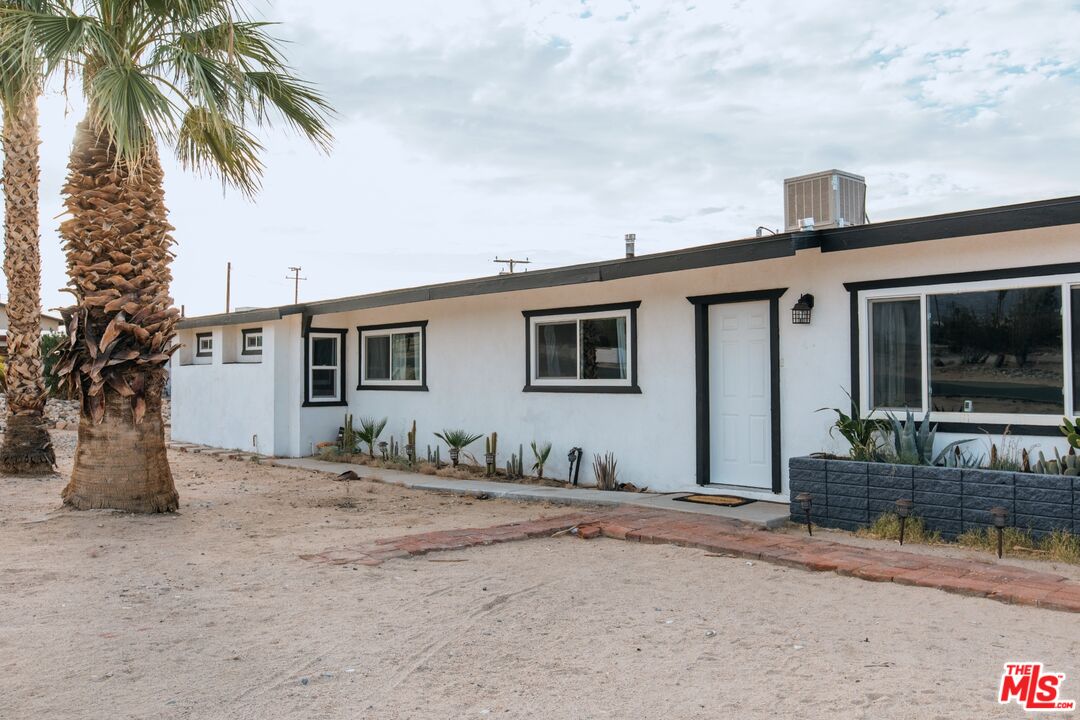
[8,0,1080,317]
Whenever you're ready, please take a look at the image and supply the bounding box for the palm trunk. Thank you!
[56,120,179,512]
[62,369,176,511]
[0,91,54,473]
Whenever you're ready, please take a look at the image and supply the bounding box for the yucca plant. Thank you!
[434,429,483,467]
[817,389,888,461]
[356,417,387,458]
[531,440,552,479]
[1,0,332,511]
[593,452,618,491]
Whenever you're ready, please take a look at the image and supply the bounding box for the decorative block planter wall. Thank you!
[789,457,1080,539]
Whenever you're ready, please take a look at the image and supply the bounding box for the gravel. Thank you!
[0,393,171,431]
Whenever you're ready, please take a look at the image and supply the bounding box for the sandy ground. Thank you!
[2,433,1079,720]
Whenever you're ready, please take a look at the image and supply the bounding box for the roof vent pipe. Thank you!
[625,233,636,259]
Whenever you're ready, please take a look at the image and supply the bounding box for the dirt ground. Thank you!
[2,432,1079,720]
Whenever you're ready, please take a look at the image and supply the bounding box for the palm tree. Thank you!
[355,417,387,459]
[434,429,483,467]
[530,440,551,479]
[0,0,53,474]
[1,1,332,510]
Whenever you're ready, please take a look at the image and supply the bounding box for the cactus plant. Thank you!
[342,413,357,453]
[506,445,523,479]
[885,408,973,466]
[1062,417,1080,450]
[484,432,498,476]
[406,421,417,463]
[1031,448,1080,476]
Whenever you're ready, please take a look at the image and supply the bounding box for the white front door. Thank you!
[708,300,772,489]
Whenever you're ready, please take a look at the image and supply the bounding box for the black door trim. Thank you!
[687,288,787,492]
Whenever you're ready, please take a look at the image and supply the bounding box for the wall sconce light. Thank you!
[792,293,814,325]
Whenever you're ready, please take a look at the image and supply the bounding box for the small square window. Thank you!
[196,333,213,357]
[242,328,263,355]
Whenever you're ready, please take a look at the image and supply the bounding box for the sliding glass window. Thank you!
[860,275,1079,426]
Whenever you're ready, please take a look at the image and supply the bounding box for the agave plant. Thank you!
[817,389,889,461]
[434,429,483,467]
[885,408,973,466]
[531,441,552,479]
[356,417,388,458]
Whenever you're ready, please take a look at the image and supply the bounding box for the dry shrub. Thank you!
[858,512,940,544]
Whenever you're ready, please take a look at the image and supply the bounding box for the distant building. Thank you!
[0,303,65,357]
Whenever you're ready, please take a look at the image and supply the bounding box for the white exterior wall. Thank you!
[172,323,282,455]
[172,223,1079,496]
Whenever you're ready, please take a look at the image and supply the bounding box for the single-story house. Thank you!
[172,172,1080,503]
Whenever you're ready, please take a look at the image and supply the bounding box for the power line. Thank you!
[285,266,307,304]
[494,256,531,275]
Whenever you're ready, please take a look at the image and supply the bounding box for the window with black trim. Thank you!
[523,302,640,393]
[358,322,427,390]
[857,274,1078,426]
[196,332,213,357]
[305,329,347,405]
[242,328,263,355]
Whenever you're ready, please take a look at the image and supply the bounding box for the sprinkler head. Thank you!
[895,498,913,519]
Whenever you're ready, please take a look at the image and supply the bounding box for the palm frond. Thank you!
[176,105,263,195]
[241,70,332,150]
[87,63,177,165]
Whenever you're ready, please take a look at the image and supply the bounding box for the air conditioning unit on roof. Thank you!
[783,169,867,232]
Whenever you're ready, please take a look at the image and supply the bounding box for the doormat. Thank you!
[673,494,756,508]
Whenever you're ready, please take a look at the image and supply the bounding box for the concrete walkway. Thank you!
[269,454,792,528]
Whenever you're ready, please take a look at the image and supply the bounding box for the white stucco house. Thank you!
[172,174,1080,501]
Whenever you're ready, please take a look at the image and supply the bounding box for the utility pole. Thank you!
[494,257,531,275]
[225,261,231,313]
[286,266,306,304]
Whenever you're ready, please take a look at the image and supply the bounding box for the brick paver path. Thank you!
[300,507,1080,613]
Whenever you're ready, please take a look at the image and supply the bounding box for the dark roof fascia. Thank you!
[175,194,1080,329]
[177,307,282,330]
[818,194,1080,253]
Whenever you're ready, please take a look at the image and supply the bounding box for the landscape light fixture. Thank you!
[990,506,1009,558]
[795,492,813,535]
[792,294,814,325]
[895,498,913,546]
